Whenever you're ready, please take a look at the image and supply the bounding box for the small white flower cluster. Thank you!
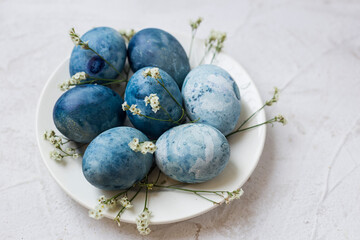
[122,102,142,115]
[128,138,157,154]
[274,114,287,125]
[49,150,63,161]
[144,93,160,113]
[44,130,62,147]
[136,209,151,235]
[59,72,87,91]
[44,130,79,161]
[118,196,133,209]
[119,29,136,42]
[266,87,279,106]
[206,30,227,53]
[89,196,107,220]
[224,188,244,204]
[69,28,90,49]
[190,17,203,30]
[142,67,161,80]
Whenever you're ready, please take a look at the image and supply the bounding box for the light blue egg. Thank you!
[69,27,126,80]
[182,64,241,136]
[82,127,154,190]
[125,67,183,139]
[155,123,230,183]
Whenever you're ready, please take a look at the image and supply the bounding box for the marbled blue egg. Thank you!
[182,64,241,136]
[155,123,230,183]
[82,127,153,190]
[128,28,190,88]
[53,84,126,143]
[125,67,183,139]
[69,27,126,79]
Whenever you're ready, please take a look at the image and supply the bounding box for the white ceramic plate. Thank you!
[36,34,266,225]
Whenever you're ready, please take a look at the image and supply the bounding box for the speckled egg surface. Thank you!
[53,84,126,143]
[69,27,126,79]
[155,123,230,183]
[128,28,190,88]
[125,67,183,139]
[182,64,241,136]
[82,127,153,190]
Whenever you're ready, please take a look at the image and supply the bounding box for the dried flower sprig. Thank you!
[69,27,122,75]
[59,71,128,91]
[226,87,287,137]
[128,138,157,154]
[200,30,227,64]
[189,17,203,60]
[119,29,136,43]
[44,130,80,161]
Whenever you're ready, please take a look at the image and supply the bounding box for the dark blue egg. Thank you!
[69,27,126,79]
[53,84,126,143]
[155,123,230,183]
[124,67,183,139]
[182,64,241,136]
[128,28,190,88]
[82,127,154,190]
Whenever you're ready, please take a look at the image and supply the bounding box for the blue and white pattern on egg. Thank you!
[82,127,153,190]
[182,64,241,136]
[69,27,126,80]
[155,123,230,183]
[124,67,183,139]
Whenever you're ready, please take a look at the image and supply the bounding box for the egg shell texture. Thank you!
[53,84,126,143]
[125,67,183,139]
[155,123,230,183]
[128,28,190,88]
[182,64,241,136]
[82,127,153,190]
[69,27,126,79]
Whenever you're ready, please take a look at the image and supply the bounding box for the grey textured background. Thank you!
[1,0,360,239]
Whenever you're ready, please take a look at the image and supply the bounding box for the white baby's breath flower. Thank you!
[72,153,79,159]
[136,209,151,235]
[142,67,161,79]
[122,101,129,111]
[129,105,141,115]
[144,93,160,113]
[118,196,133,209]
[144,96,151,106]
[50,150,63,161]
[128,138,141,152]
[151,105,160,113]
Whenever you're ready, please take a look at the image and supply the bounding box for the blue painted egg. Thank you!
[53,84,126,143]
[182,64,241,136]
[82,127,153,190]
[124,67,183,139]
[69,27,126,79]
[155,123,230,183]
[128,28,190,88]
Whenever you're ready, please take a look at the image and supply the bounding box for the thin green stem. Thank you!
[138,113,173,122]
[88,47,121,75]
[194,192,219,204]
[226,118,276,137]
[115,187,142,218]
[189,30,197,59]
[152,184,225,194]
[237,104,266,131]
[210,51,217,64]
[154,169,161,185]
[159,105,174,122]
[199,45,212,65]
